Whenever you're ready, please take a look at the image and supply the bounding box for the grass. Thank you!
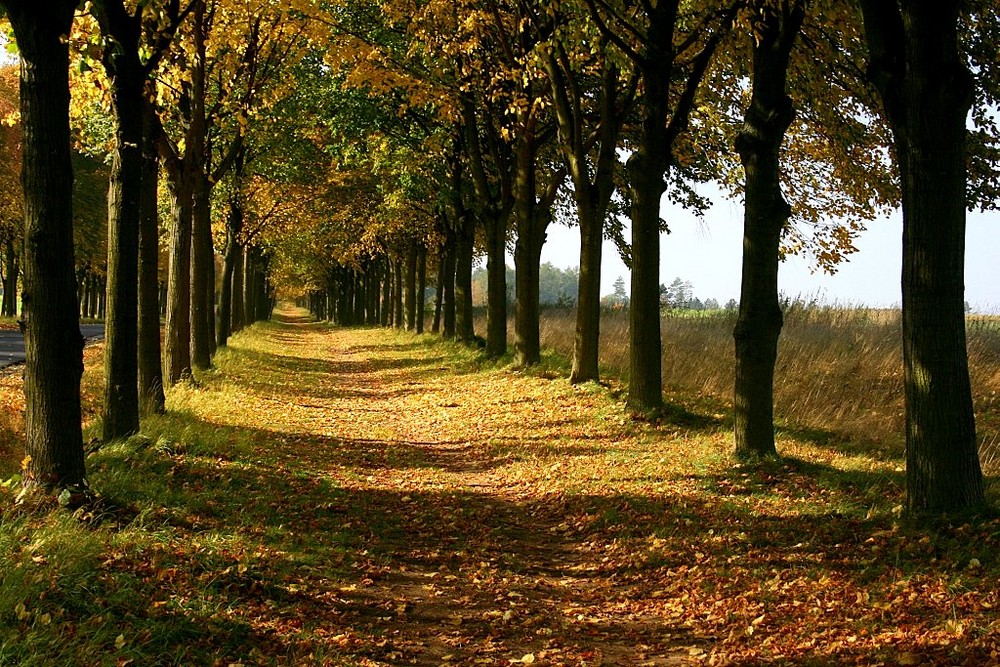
[535,304,1000,472]
[0,308,999,664]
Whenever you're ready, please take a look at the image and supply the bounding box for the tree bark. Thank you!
[230,242,245,333]
[1,235,18,317]
[454,216,475,342]
[484,216,507,357]
[513,126,541,367]
[217,197,242,348]
[137,100,165,415]
[164,166,193,385]
[7,0,87,488]
[733,1,804,460]
[404,242,417,331]
[432,249,443,334]
[626,81,668,412]
[190,172,213,369]
[416,244,427,333]
[441,238,456,339]
[861,0,984,513]
[573,199,603,383]
[393,259,404,329]
[95,0,143,440]
[461,98,511,358]
[367,262,380,325]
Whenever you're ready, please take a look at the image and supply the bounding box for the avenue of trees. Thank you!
[0,0,997,515]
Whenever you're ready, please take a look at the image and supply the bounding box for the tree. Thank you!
[90,0,146,440]
[3,0,87,490]
[539,4,634,383]
[0,65,21,319]
[612,275,627,304]
[732,0,805,460]
[859,0,984,513]
[584,0,739,411]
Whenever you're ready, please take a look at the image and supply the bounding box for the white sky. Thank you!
[535,195,998,313]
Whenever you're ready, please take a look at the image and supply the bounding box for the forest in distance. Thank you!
[2,0,1000,663]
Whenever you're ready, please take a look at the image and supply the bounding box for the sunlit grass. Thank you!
[535,305,1000,472]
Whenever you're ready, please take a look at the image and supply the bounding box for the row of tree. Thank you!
[281,0,995,514]
[1,0,996,516]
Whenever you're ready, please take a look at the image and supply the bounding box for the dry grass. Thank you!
[537,305,1000,471]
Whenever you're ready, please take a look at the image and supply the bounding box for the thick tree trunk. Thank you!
[484,214,507,357]
[8,1,87,488]
[514,233,543,366]
[626,80,669,411]
[99,3,143,441]
[733,1,803,460]
[138,102,165,415]
[513,131,541,367]
[572,202,603,383]
[861,0,983,513]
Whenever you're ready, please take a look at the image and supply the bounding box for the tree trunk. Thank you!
[354,268,366,324]
[441,240,456,339]
[733,1,804,460]
[513,129,541,367]
[416,244,427,334]
[1,236,18,317]
[484,213,507,357]
[164,168,193,385]
[861,0,984,513]
[190,171,213,369]
[217,198,241,348]
[8,0,87,489]
[454,215,475,342]
[380,262,391,326]
[432,249,443,334]
[137,101,165,415]
[572,200,603,383]
[404,242,417,331]
[625,78,669,411]
[97,0,143,441]
[367,262,380,325]
[231,243,245,333]
[393,259,404,329]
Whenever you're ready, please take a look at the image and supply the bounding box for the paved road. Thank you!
[0,324,105,369]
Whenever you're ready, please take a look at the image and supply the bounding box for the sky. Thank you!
[533,192,998,313]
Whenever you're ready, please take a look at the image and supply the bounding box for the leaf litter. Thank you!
[4,308,1000,666]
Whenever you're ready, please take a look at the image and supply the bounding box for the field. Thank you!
[536,306,1000,472]
[0,307,998,665]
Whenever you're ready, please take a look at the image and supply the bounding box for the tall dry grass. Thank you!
[536,305,1000,468]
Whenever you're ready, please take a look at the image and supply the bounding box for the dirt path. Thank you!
[185,308,701,666]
